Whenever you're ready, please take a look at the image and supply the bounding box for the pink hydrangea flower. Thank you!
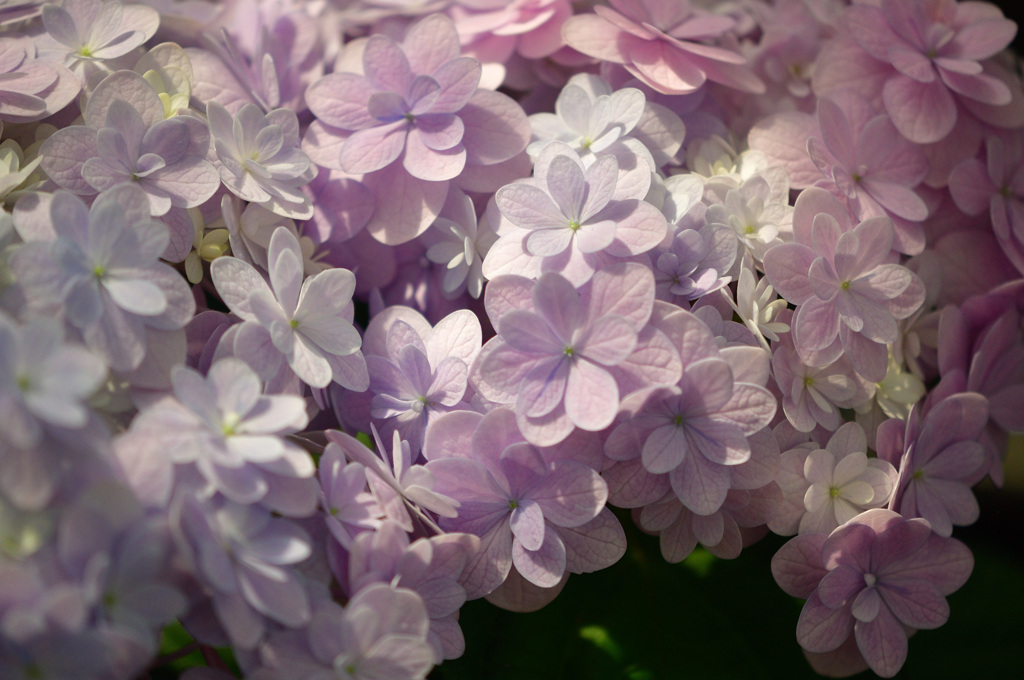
[303,13,530,245]
[772,509,974,677]
[561,0,765,96]
[823,0,1017,143]
[763,188,926,382]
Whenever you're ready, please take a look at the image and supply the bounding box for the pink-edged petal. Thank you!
[854,606,908,678]
[579,315,637,366]
[509,498,545,551]
[628,39,706,95]
[496,182,566,230]
[796,592,854,654]
[762,242,817,305]
[882,74,957,144]
[305,73,375,129]
[771,534,829,599]
[517,356,570,418]
[794,297,840,352]
[403,129,465,181]
[339,121,407,175]
[560,14,631,64]
[564,359,618,431]
[559,509,627,573]
[511,526,566,588]
[460,89,530,166]
[670,447,730,516]
[940,68,1012,106]
[641,424,687,474]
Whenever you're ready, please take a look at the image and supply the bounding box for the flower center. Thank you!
[840,280,851,290]
[829,486,840,498]
[864,573,877,587]
[508,499,519,510]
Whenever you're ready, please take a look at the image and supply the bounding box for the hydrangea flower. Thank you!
[121,357,315,513]
[772,422,898,536]
[0,36,78,124]
[317,440,383,550]
[8,185,195,372]
[877,392,989,537]
[211,226,367,392]
[172,492,313,649]
[763,188,926,381]
[474,264,679,446]
[772,509,974,677]
[425,407,619,594]
[604,309,776,516]
[0,311,105,450]
[361,307,481,455]
[326,428,459,534]
[188,9,323,115]
[249,584,435,680]
[652,207,735,307]
[706,170,792,262]
[837,0,1017,143]
[485,141,668,286]
[561,0,765,95]
[344,519,480,661]
[207,102,316,219]
[421,187,496,299]
[526,74,683,190]
[949,133,1024,275]
[304,13,530,244]
[35,0,160,83]
[39,70,219,216]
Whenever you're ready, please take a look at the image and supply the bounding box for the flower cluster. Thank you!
[1,1,1023,679]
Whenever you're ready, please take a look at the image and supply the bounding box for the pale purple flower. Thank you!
[326,428,459,534]
[345,519,480,662]
[318,441,383,550]
[805,92,929,254]
[485,142,668,286]
[304,13,530,244]
[475,267,652,445]
[878,392,989,537]
[172,492,313,649]
[8,186,195,372]
[772,508,974,677]
[124,357,316,513]
[949,132,1024,276]
[207,102,316,219]
[425,407,618,593]
[453,0,572,75]
[561,0,765,95]
[0,311,105,450]
[39,70,220,216]
[772,422,898,536]
[838,0,1017,144]
[526,73,682,190]
[771,330,874,433]
[0,36,79,124]
[706,170,793,262]
[363,307,481,454]
[604,309,776,515]
[54,484,186,671]
[35,0,160,82]
[652,210,735,306]
[421,187,496,299]
[211,226,367,391]
[725,256,790,353]
[188,9,323,115]
[639,479,782,563]
[763,188,926,382]
[249,584,434,680]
